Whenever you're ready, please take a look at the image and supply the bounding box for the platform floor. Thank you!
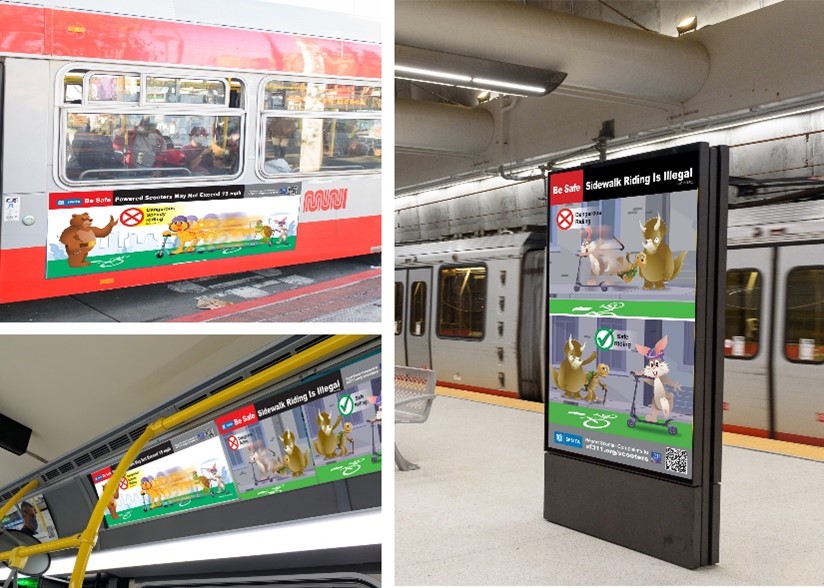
[395,388,824,586]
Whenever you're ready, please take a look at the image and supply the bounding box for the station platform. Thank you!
[395,387,824,586]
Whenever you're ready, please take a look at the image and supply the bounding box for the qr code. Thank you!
[665,447,688,474]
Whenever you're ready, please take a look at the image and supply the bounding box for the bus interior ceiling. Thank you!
[0,335,382,583]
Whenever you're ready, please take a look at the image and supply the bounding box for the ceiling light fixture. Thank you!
[676,15,698,35]
[394,64,472,83]
[395,45,566,97]
[0,510,382,580]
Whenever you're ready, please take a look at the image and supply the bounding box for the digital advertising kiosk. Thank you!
[545,143,727,568]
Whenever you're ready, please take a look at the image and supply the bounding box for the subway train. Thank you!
[395,197,824,447]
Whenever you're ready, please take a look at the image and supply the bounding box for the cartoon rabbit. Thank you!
[579,226,633,283]
[635,335,682,422]
[579,226,603,276]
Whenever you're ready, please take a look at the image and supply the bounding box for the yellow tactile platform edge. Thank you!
[435,386,824,463]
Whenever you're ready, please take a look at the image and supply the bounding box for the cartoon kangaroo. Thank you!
[635,335,682,422]
[583,363,609,403]
[638,214,687,289]
[550,335,597,399]
[280,430,309,477]
[314,412,342,458]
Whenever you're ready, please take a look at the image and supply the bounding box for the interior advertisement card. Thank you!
[217,350,382,501]
[90,423,238,527]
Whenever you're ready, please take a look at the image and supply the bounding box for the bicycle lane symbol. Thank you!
[330,457,365,477]
[567,411,617,430]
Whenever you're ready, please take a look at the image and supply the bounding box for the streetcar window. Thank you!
[437,265,487,339]
[63,113,242,182]
[263,80,381,112]
[87,73,140,102]
[784,266,824,363]
[260,78,380,177]
[261,116,381,175]
[395,281,404,336]
[409,281,427,337]
[146,77,227,105]
[725,269,762,359]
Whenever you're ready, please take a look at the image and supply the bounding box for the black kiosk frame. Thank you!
[544,143,727,569]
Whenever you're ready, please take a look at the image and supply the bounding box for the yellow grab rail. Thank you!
[0,334,368,587]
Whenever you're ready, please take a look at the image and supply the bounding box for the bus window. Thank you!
[725,269,762,359]
[784,266,824,363]
[262,80,381,112]
[87,73,140,102]
[63,113,242,182]
[262,117,381,174]
[260,78,381,177]
[146,77,228,105]
[409,281,427,337]
[437,265,487,339]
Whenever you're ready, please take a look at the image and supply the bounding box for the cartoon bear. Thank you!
[59,213,118,268]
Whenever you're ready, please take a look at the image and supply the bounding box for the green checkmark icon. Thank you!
[594,328,614,350]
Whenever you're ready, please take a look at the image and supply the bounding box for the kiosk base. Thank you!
[544,452,719,569]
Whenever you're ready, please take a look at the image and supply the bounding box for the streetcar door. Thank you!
[773,245,824,444]
[405,267,433,369]
[395,269,408,366]
[723,248,772,435]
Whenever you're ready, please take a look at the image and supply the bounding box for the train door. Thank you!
[518,249,545,401]
[404,267,433,369]
[723,248,772,435]
[772,246,824,444]
[395,269,408,365]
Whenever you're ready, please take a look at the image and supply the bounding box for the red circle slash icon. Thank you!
[120,208,144,227]
[556,207,574,230]
[227,435,240,451]
[119,477,128,490]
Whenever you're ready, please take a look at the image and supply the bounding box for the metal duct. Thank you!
[396,98,495,154]
[396,0,710,103]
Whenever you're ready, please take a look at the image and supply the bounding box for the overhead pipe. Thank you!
[396,98,495,154]
[396,0,710,103]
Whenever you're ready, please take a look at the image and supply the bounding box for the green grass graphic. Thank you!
[47,237,297,279]
[548,401,693,449]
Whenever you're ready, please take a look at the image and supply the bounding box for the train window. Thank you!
[146,77,227,105]
[395,282,404,335]
[784,266,824,363]
[260,78,381,177]
[409,281,427,337]
[725,269,762,359]
[87,73,140,102]
[63,113,242,182]
[437,265,487,339]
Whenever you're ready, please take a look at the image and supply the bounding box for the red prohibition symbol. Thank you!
[227,435,240,451]
[120,207,144,227]
[119,477,128,490]
[556,207,574,230]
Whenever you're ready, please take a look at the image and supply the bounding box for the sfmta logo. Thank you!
[303,188,348,212]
